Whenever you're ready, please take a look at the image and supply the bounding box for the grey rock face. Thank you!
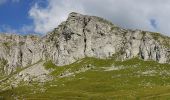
[16,61,52,83]
[0,34,43,74]
[0,12,170,75]
[46,12,170,65]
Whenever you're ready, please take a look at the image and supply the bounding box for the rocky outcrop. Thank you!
[0,12,170,75]
[46,12,170,65]
[0,34,44,74]
[16,61,52,83]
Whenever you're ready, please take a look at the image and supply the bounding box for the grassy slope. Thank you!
[1,58,170,100]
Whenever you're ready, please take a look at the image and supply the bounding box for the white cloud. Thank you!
[19,25,34,34]
[29,0,170,36]
[0,25,17,33]
[29,0,84,34]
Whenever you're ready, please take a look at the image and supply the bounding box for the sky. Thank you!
[0,0,170,36]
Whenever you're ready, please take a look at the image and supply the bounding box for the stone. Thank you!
[0,12,170,75]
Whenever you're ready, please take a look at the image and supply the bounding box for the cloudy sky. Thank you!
[0,0,170,36]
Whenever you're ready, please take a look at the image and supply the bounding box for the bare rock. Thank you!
[0,12,170,75]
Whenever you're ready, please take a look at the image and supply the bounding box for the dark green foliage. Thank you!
[110,26,120,32]
[19,41,25,46]
[2,42,11,50]
[0,59,8,79]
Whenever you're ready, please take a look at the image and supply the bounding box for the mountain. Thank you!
[1,12,170,75]
[0,12,170,99]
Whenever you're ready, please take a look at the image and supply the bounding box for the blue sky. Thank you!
[0,0,35,34]
[0,0,49,34]
[0,0,170,36]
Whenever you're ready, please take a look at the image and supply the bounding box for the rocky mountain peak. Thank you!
[1,12,170,99]
[0,12,170,75]
[68,12,83,18]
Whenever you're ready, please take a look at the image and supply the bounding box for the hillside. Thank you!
[1,58,170,99]
[0,12,170,99]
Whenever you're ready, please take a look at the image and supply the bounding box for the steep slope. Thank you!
[0,34,43,75]
[1,58,170,99]
[46,12,170,66]
[0,12,170,75]
[0,12,170,99]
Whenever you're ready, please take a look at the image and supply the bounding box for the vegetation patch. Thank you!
[1,57,170,99]
[0,58,8,78]
[150,32,170,48]
[110,25,121,32]
[95,16,114,26]
[19,41,25,46]
[2,42,12,50]
[44,60,56,70]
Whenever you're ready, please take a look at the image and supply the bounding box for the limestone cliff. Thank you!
[46,12,170,65]
[0,12,170,75]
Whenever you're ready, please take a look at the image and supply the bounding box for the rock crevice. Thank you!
[0,12,170,74]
